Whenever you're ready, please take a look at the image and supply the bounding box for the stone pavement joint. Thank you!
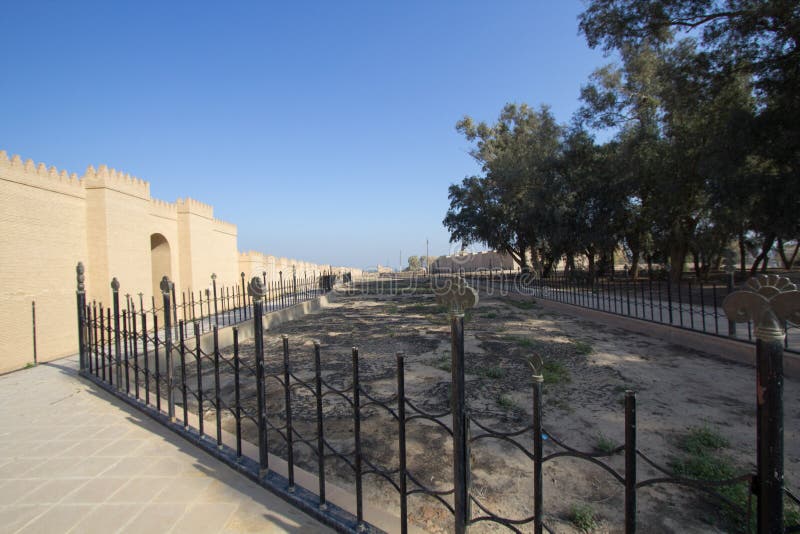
[0,355,333,534]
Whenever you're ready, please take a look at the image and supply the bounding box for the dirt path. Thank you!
[208,289,799,533]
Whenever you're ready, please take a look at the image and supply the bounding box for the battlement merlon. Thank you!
[83,164,150,200]
[149,198,178,220]
[0,151,85,199]
[177,197,214,218]
[213,218,237,236]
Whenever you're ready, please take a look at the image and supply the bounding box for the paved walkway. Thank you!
[0,355,333,534]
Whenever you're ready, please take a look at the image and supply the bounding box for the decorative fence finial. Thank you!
[249,276,266,300]
[722,274,800,341]
[110,277,120,292]
[76,262,85,293]
[160,276,171,295]
[211,273,217,281]
[529,354,544,383]
[435,276,478,315]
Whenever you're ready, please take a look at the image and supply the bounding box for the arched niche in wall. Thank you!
[150,233,172,300]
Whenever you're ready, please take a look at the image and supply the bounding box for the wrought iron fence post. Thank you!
[211,273,219,326]
[249,276,268,478]
[283,335,295,491]
[723,275,799,533]
[437,277,478,534]
[161,276,175,422]
[727,272,737,337]
[262,271,267,311]
[313,340,327,509]
[666,277,674,324]
[111,278,122,389]
[531,357,544,534]
[352,346,364,528]
[240,272,247,319]
[171,282,178,337]
[397,352,408,534]
[76,263,86,373]
[625,390,637,534]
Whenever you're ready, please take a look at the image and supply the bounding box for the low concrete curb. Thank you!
[534,297,800,378]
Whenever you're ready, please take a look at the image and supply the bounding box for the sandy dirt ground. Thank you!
[201,286,799,533]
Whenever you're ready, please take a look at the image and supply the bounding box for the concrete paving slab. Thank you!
[0,356,334,533]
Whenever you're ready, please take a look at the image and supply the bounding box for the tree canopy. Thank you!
[443,0,799,280]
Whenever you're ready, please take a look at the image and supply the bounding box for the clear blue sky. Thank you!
[0,1,609,270]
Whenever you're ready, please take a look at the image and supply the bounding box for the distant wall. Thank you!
[433,250,519,273]
[0,149,360,373]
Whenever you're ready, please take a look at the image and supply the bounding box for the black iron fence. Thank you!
[437,269,800,354]
[74,265,798,533]
[117,271,338,341]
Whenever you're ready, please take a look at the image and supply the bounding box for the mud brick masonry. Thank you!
[0,150,361,372]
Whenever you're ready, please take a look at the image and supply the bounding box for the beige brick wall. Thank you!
[0,150,362,373]
[0,154,88,372]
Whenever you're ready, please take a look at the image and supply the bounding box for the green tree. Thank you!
[406,256,421,271]
[580,0,800,275]
[444,104,564,273]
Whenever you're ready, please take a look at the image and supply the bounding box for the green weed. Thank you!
[573,340,593,355]
[477,366,506,379]
[595,433,620,454]
[496,394,515,410]
[504,298,538,310]
[670,426,756,531]
[569,503,598,532]
[541,360,570,385]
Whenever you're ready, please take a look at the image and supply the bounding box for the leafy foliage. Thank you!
[444,1,799,280]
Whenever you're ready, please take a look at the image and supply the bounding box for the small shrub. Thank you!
[678,425,729,455]
[517,338,536,349]
[401,303,438,314]
[541,360,570,384]
[573,340,593,355]
[504,298,538,310]
[484,312,497,319]
[497,394,515,410]
[478,366,505,379]
[569,503,597,532]
[595,433,619,454]
[24,362,36,369]
[671,425,756,531]
[434,354,451,372]
[508,336,543,351]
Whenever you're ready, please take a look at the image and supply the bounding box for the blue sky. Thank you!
[0,1,609,270]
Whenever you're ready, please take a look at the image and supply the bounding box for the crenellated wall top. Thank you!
[0,150,85,198]
[83,164,150,200]
[150,198,178,220]
[212,218,237,236]
[177,197,214,218]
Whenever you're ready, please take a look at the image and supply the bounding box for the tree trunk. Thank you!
[629,247,641,280]
[738,231,747,274]
[749,233,776,275]
[668,240,688,283]
[541,258,554,278]
[586,248,596,287]
[692,250,701,279]
[504,245,524,271]
[566,253,576,277]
